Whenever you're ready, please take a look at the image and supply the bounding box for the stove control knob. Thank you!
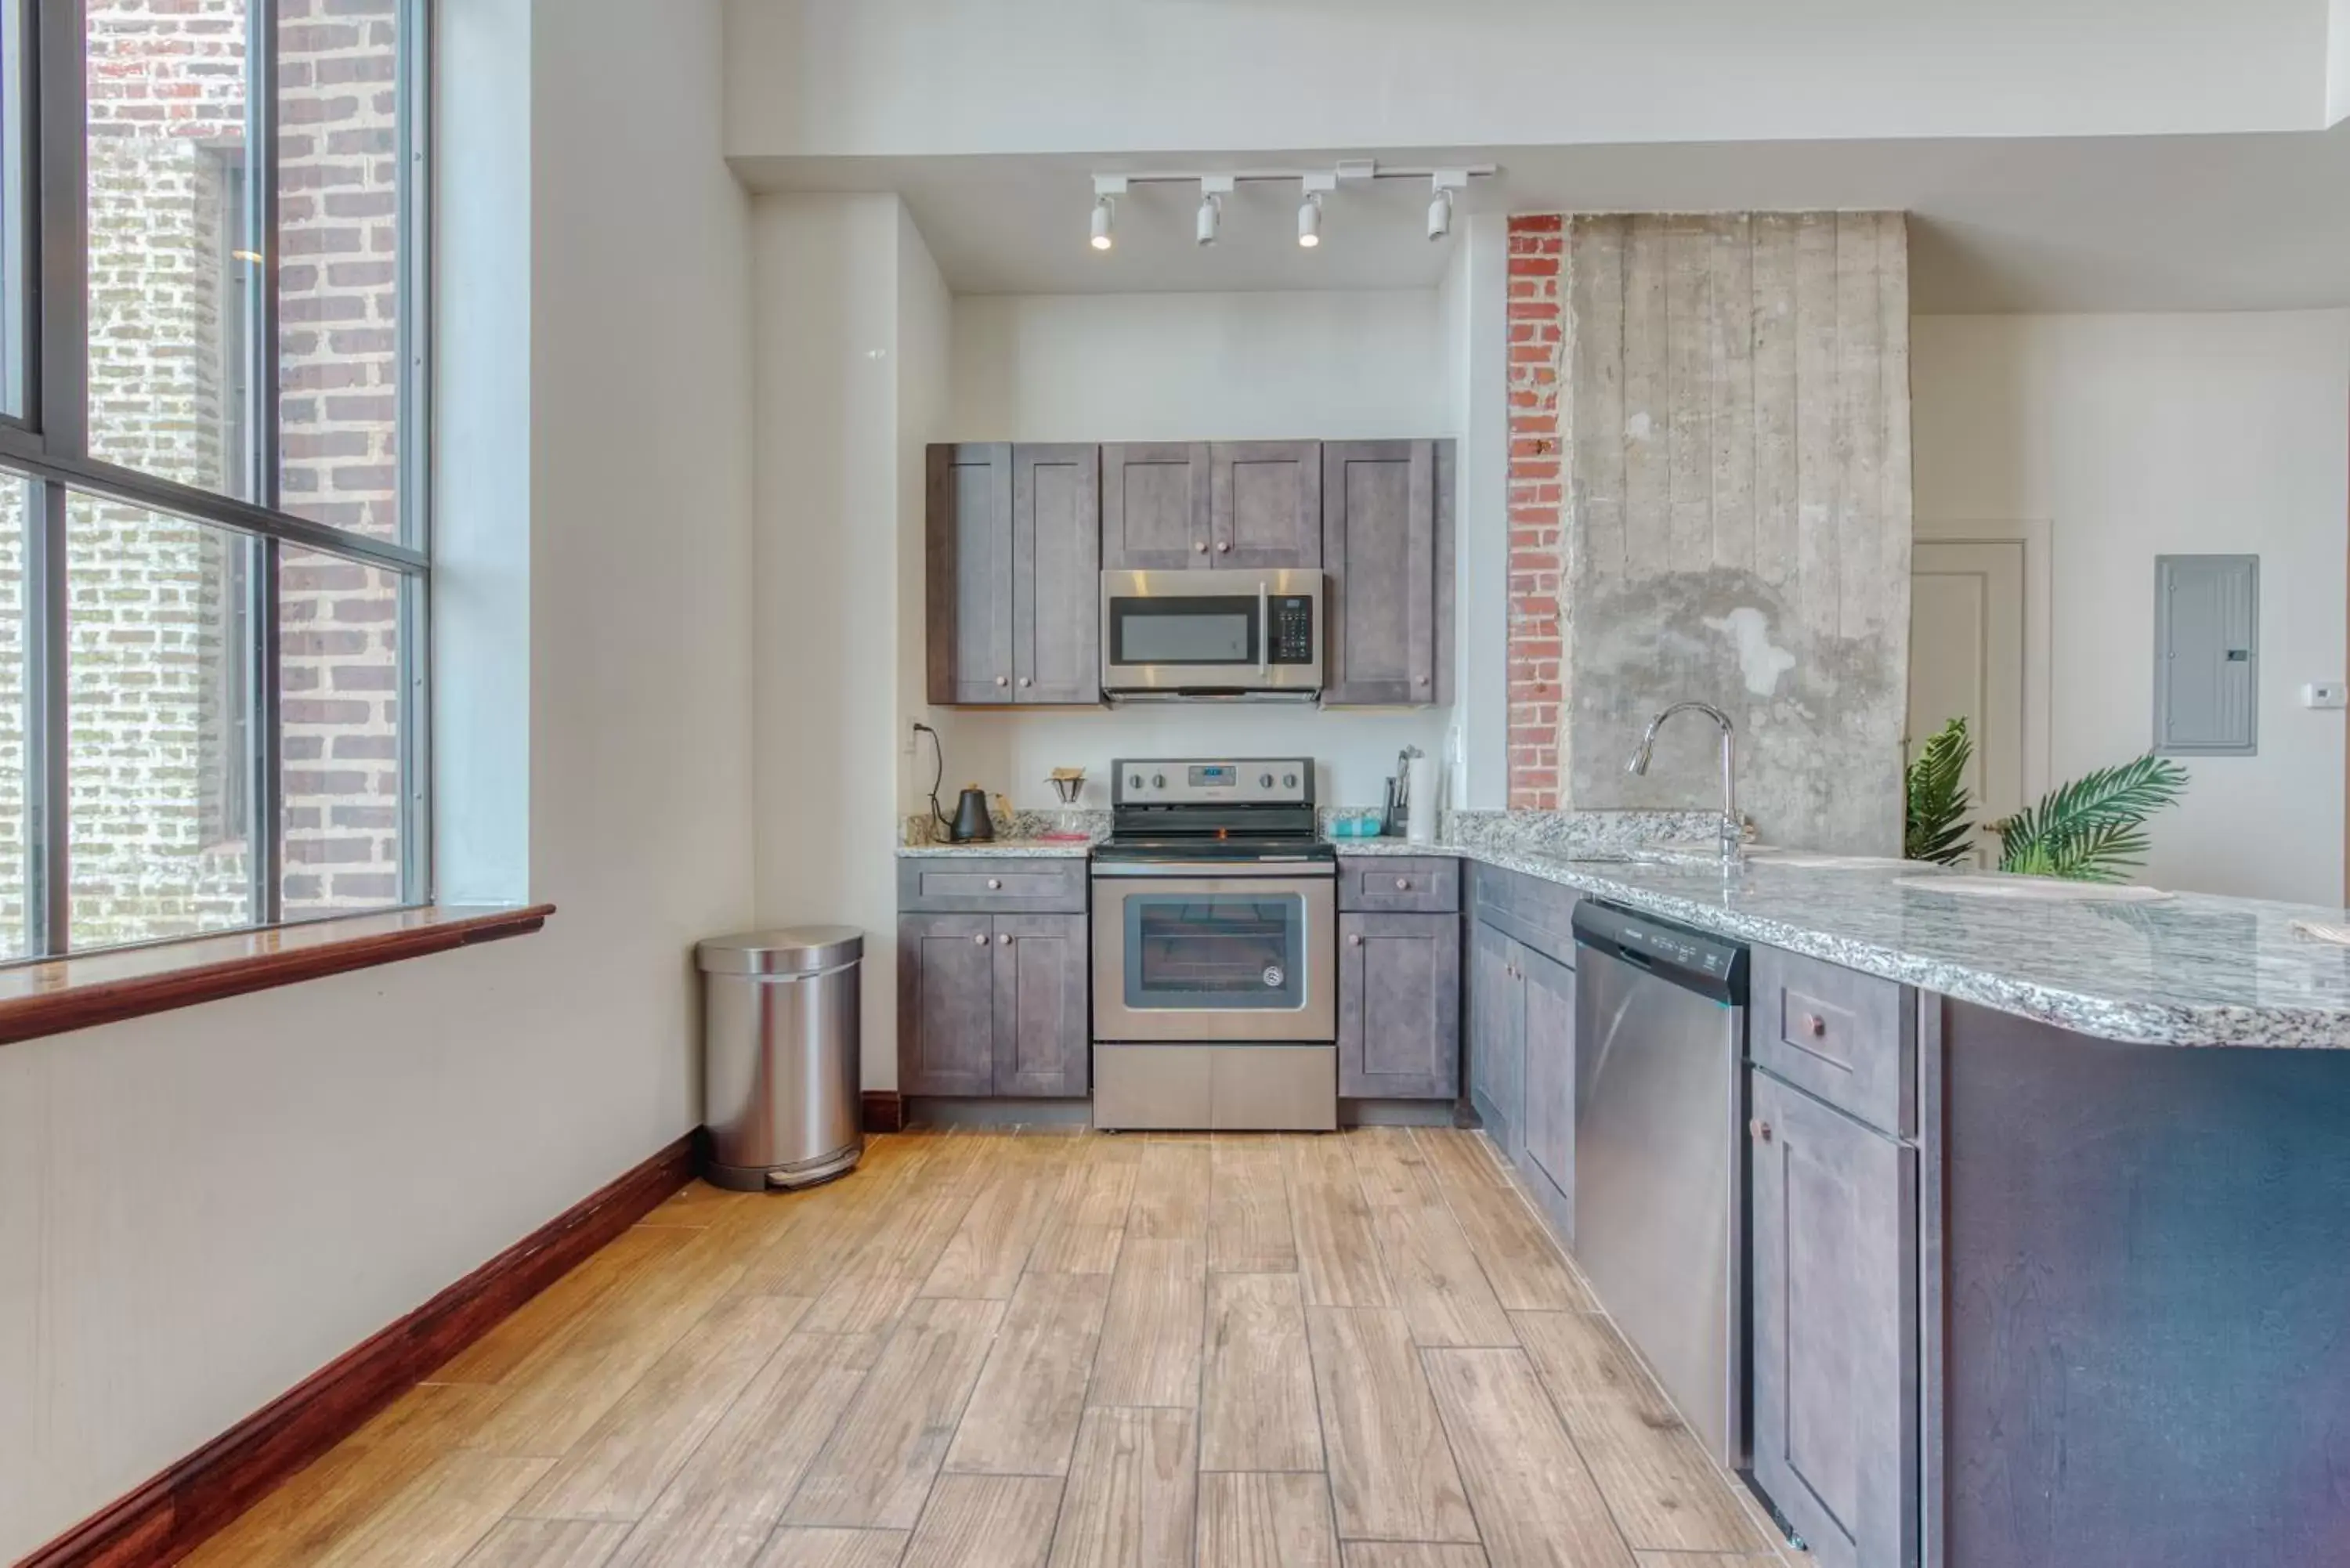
[1259,773,1274,789]
[1152,773,1166,789]
[1283,772,1298,789]
[1128,773,1142,790]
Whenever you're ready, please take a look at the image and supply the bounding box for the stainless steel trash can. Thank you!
[696,927,864,1190]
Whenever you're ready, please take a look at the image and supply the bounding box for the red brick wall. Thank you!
[1506,215,1564,809]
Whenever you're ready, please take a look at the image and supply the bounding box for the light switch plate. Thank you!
[2303,682,2348,710]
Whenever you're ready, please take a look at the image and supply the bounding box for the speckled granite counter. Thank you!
[1339,837,2350,1049]
[895,838,1096,858]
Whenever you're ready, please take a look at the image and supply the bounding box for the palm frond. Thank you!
[1904,716,1976,865]
[1994,753,2189,883]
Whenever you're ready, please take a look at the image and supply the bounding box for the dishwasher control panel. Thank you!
[1571,899,1747,1004]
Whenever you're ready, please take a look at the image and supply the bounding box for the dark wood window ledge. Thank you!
[0,905,555,1050]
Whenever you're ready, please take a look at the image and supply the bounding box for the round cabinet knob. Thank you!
[995,675,1008,688]
[1152,774,1166,788]
[998,933,1012,945]
[972,933,989,946]
[1018,677,1032,688]
[1394,877,1412,891]
[1216,540,1231,554]
[1750,1118,1774,1143]
[1416,675,1430,688]
[1195,540,1209,554]
[1347,933,1363,947]
[1260,773,1274,789]
[986,878,1002,890]
[1804,1013,1828,1039]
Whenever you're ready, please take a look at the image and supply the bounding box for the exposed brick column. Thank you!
[1506,215,1564,809]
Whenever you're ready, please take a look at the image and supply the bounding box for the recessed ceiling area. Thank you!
[733,121,2350,311]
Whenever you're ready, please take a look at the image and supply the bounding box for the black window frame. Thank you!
[0,0,433,960]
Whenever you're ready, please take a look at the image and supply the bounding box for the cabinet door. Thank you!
[991,914,1090,1097]
[1011,445,1101,703]
[1336,912,1461,1100]
[1519,943,1577,1237]
[1321,439,1437,706]
[1101,443,1210,569]
[897,914,998,1097]
[926,443,1014,704]
[1211,441,1322,569]
[1467,919,1524,1157]
[1749,1070,1919,1568]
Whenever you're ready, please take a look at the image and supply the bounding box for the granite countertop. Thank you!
[1346,837,2350,1050]
[895,838,1097,858]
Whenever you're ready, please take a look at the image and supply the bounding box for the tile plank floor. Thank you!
[189,1127,1799,1568]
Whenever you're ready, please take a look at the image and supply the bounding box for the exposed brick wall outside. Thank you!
[1506,214,1564,809]
[0,0,404,952]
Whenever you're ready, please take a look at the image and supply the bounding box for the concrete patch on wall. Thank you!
[1560,212,1912,854]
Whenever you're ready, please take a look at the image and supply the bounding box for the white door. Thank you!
[1909,540,2026,861]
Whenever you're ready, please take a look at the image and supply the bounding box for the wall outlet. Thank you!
[2303,682,2348,710]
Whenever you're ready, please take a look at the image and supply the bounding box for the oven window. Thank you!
[1123,892,1305,1010]
[1111,597,1257,665]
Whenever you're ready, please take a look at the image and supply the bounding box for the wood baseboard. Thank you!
[861,1089,904,1133]
[17,1134,695,1568]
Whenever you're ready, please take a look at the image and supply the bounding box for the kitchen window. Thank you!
[0,0,431,961]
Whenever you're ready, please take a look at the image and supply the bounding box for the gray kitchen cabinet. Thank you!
[991,913,1089,1097]
[1749,1067,1918,1568]
[1518,943,1577,1233]
[1336,912,1460,1100]
[1011,445,1101,703]
[1467,919,1524,1158]
[927,443,1101,706]
[1101,442,1212,569]
[1321,438,1452,706]
[926,443,1014,704]
[1212,441,1323,569]
[898,913,1000,1097]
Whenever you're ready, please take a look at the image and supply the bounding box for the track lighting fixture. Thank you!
[1196,193,1220,246]
[1429,169,1468,243]
[1090,196,1115,251]
[1296,193,1321,247]
[1196,175,1233,248]
[1080,163,1492,255]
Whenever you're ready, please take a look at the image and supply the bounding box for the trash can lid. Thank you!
[696,925,864,975]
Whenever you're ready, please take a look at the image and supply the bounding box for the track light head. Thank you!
[1296,193,1321,248]
[1196,193,1220,247]
[1090,195,1115,251]
[1427,188,1453,241]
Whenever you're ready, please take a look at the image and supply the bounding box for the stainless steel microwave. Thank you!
[1099,569,1323,699]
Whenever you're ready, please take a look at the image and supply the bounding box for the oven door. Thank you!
[1091,870,1336,1042]
[1100,569,1323,695]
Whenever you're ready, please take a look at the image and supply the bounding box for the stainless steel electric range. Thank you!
[1090,758,1338,1132]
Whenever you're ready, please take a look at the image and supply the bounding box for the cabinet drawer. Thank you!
[1467,862,1579,966]
[1750,945,1913,1137]
[896,857,1088,914]
[1339,856,1460,912]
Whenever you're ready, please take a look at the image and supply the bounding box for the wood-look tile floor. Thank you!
[191,1127,1802,1568]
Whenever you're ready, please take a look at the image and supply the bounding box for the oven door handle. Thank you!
[1258,581,1270,676]
[1091,860,1335,880]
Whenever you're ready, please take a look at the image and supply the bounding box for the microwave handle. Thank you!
[1258,582,1270,676]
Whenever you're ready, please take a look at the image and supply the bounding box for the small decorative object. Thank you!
[1990,752,2189,883]
[1048,768,1086,806]
[1904,716,1976,866]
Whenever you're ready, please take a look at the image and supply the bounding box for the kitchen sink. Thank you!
[1894,873,2174,903]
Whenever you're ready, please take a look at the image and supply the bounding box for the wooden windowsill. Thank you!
[0,904,555,1049]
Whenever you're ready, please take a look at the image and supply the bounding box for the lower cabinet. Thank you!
[1467,919,1524,1154]
[1336,911,1460,1099]
[1748,1068,1918,1568]
[1466,911,1575,1240]
[898,912,1087,1097]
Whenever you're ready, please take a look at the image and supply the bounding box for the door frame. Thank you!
[1912,518,2053,806]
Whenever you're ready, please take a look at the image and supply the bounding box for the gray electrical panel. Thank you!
[2154,555,2258,756]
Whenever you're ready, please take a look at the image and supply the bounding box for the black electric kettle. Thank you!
[949,786,996,844]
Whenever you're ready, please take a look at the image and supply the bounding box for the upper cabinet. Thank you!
[1212,442,1322,569]
[1101,443,1212,569]
[927,443,1101,706]
[1321,439,1452,706]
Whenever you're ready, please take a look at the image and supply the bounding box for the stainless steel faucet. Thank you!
[1627,702,1743,864]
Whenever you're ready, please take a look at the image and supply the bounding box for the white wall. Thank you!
[1913,313,2349,905]
[724,0,2330,158]
[1443,215,1511,810]
[945,289,1454,807]
[0,0,757,1555]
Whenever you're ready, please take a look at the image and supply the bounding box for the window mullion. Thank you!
[24,472,64,953]
[253,536,280,923]
[35,0,85,457]
[252,0,277,510]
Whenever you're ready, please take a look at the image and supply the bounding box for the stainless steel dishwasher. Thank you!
[1571,900,1750,1471]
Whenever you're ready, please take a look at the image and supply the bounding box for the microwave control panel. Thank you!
[1268,595,1317,664]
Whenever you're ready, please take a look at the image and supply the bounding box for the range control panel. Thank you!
[1267,595,1318,665]
[1112,758,1314,806]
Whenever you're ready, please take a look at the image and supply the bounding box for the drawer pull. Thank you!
[1347,932,1363,947]
[987,878,1002,890]
[998,933,1012,946]
[971,933,988,946]
[1750,1118,1773,1143]
[1802,1013,1828,1038]
[1394,876,1412,891]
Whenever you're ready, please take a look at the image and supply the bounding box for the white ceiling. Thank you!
[733,122,2350,312]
